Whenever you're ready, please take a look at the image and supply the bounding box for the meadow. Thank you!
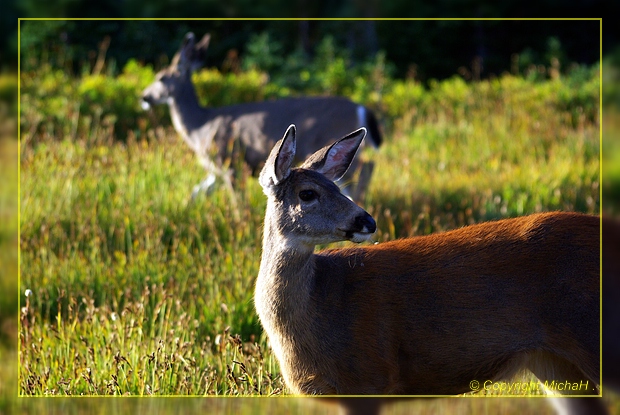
[14,50,614,413]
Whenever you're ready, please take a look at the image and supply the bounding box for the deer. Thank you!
[141,32,382,201]
[255,124,601,413]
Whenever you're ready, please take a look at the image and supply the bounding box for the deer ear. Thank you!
[301,127,366,182]
[259,125,297,189]
[194,34,211,55]
[190,34,210,71]
[182,33,196,54]
[174,32,196,72]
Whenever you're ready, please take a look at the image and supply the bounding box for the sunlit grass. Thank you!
[18,70,600,400]
[366,82,599,241]
[20,134,276,396]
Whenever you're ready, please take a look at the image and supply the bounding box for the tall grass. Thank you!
[20,133,278,396]
[19,59,600,402]
[1,139,18,415]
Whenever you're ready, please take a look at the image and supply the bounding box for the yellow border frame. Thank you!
[16,17,604,401]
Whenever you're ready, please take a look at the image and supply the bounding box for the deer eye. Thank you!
[298,190,318,202]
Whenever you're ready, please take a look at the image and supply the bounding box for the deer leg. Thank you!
[220,167,240,220]
[336,398,384,415]
[191,173,217,199]
[192,156,224,199]
[547,397,609,415]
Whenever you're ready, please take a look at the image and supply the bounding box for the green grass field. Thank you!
[13,65,618,414]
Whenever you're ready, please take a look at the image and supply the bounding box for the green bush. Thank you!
[77,59,157,141]
[192,68,282,107]
[20,65,78,144]
[19,47,599,148]
[0,74,17,117]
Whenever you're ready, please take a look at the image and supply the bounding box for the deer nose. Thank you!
[355,213,376,234]
[141,96,152,110]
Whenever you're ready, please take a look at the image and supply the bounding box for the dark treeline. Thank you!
[5,0,616,79]
[19,19,602,83]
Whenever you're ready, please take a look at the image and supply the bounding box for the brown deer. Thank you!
[255,124,600,408]
[141,33,381,200]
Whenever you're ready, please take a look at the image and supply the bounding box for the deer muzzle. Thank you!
[346,212,377,243]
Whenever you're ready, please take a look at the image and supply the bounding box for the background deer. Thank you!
[255,125,600,403]
[141,33,382,200]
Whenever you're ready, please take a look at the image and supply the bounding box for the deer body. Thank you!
[142,33,381,200]
[256,125,600,397]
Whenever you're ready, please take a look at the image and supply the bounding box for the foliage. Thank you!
[19,40,600,147]
[0,132,18,413]
[603,106,620,214]
[603,47,620,108]
[77,60,157,141]
[14,19,604,82]
[241,32,285,75]
[0,138,17,349]
[193,68,281,106]
[0,73,18,116]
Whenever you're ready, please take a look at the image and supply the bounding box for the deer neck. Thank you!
[256,203,317,341]
[167,78,213,151]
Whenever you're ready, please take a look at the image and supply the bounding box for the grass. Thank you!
[15,68,613,414]
[603,106,620,214]
[19,134,275,396]
[1,105,19,414]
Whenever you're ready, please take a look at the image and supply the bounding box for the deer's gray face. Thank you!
[141,32,208,112]
[273,169,376,247]
[141,69,184,110]
[260,125,376,249]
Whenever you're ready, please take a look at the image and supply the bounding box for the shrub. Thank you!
[19,50,599,147]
